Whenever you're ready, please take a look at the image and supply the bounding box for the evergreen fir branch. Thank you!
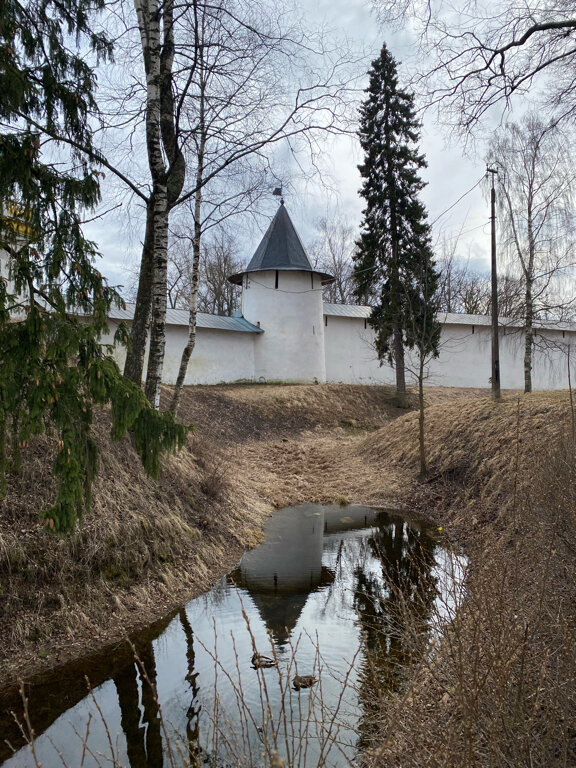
[0,0,188,533]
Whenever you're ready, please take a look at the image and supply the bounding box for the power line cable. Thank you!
[430,176,486,226]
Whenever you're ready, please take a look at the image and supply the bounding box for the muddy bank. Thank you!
[358,391,576,768]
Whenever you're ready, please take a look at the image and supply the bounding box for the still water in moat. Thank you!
[0,504,465,768]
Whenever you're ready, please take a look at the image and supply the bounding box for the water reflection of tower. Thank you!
[229,505,335,645]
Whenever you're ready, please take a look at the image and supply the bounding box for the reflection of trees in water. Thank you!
[7,507,439,768]
[112,610,205,768]
[200,575,229,608]
[179,608,204,768]
[353,513,437,749]
[113,640,163,768]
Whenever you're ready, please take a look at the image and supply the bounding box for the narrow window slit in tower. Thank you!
[275,270,279,289]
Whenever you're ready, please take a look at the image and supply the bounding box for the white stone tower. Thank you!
[229,202,334,383]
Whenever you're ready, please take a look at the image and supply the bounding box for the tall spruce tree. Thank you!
[354,45,440,407]
[0,0,186,532]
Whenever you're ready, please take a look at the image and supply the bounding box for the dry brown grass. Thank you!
[168,382,404,443]
[3,381,575,768]
[358,391,576,768]
[0,404,269,685]
[0,383,408,687]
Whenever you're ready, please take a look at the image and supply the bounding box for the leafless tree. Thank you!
[127,224,243,313]
[166,226,243,314]
[436,240,525,316]
[198,231,244,316]
[403,261,441,479]
[437,258,489,315]
[493,274,526,319]
[308,217,357,304]
[372,0,576,133]
[487,115,576,391]
[28,0,361,409]
[129,0,362,408]
[436,234,489,314]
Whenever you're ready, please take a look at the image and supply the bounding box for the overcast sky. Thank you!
[85,0,493,295]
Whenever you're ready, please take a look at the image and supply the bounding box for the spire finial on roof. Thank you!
[272,186,284,206]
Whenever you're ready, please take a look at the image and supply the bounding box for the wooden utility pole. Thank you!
[487,166,501,399]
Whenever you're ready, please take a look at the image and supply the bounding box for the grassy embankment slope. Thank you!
[361,390,576,768]
[1,383,575,766]
[0,383,403,684]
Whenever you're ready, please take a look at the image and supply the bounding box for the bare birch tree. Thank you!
[101,0,360,409]
[164,0,361,415]
[487,115,576,392]
[129,0,184,407]
[23,0,360,409]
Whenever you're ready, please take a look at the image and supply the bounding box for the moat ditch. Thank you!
[0,503,466,768]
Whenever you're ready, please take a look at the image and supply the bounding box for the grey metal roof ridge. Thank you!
[107,303,263,333]
[322,303,576,331]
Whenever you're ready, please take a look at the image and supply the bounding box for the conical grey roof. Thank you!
[229,203,334,285]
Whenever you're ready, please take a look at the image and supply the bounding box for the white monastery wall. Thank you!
[104,321,256,385]
[425,323,492,388]
[324,315,395,385]
[162,326,256,385]
[242,269,326,383]
[428,323,575,390]
[6,231,575,392]
[323,312,576,391]
[531,328,575,390]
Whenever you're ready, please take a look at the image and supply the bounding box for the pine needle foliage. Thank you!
[353,45,441,385]
[0,0,187,532]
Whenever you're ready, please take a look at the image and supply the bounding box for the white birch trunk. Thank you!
[418,352,426,478]
[169,194,201,416]
[524,214,535,394]
[123,201,154,384]
[145,185,169,409]
[170,66,207,417]
[134,0,172,409]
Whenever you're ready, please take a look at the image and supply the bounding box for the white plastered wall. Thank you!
[324,314,576,391]
[426,323,576,389]
[424,323,492,388]
[324,314,395,384]
[0,248,10,289]
[103,322,257,385]
[530,329,574,390]
[241,269,326,383]
[0,246,23,308]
